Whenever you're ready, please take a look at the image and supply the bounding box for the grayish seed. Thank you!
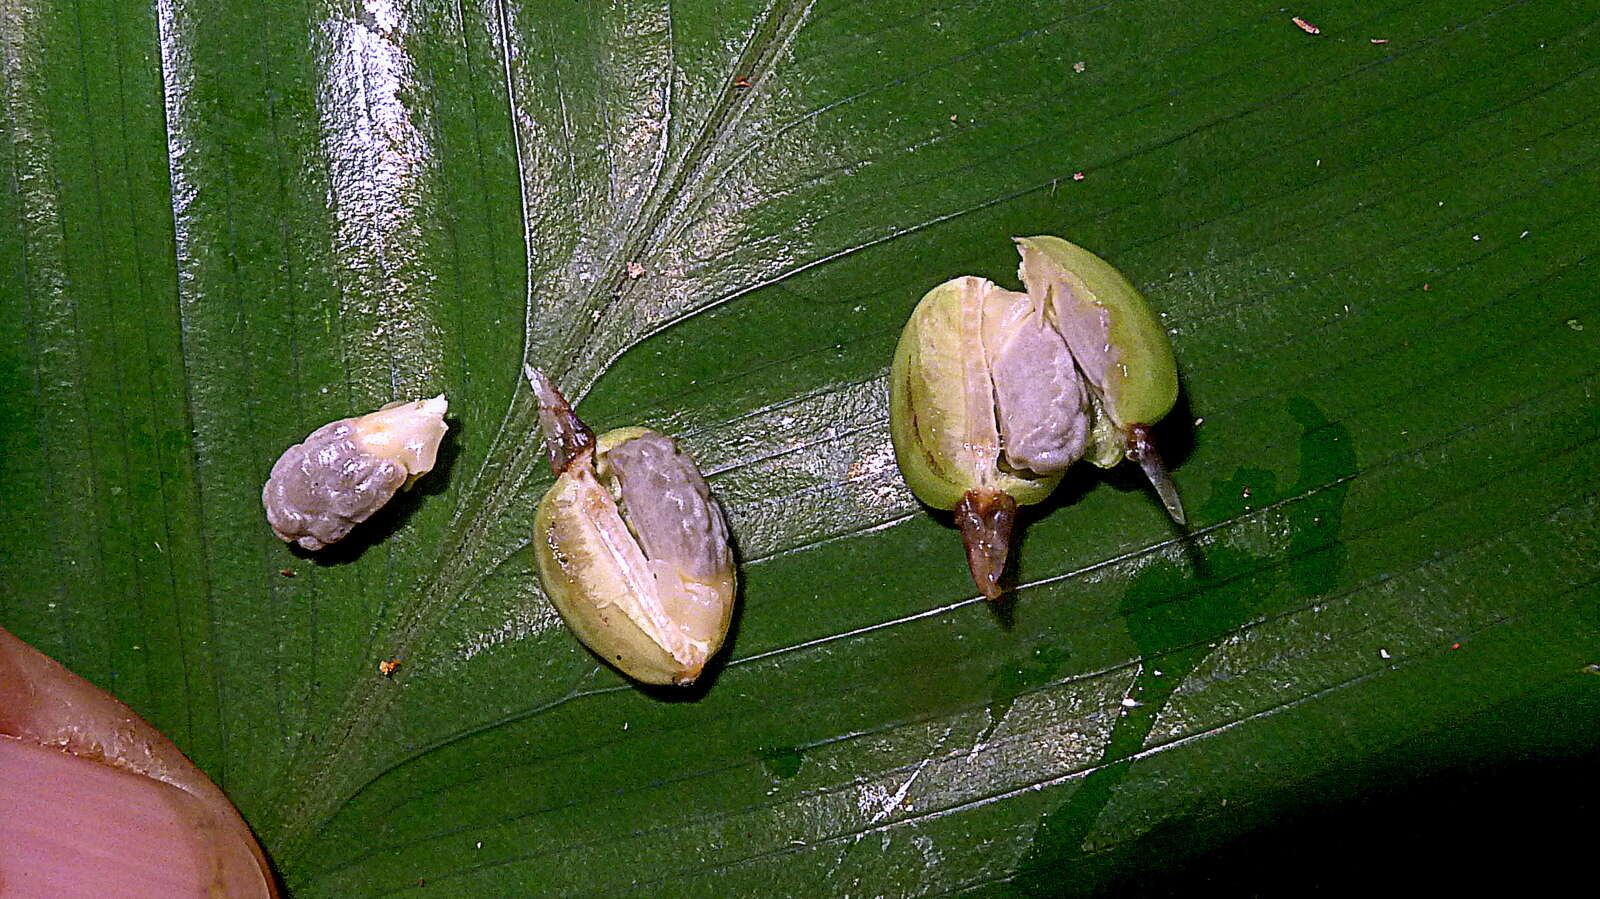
[263,421,407,550]
[605,433,731,582]
[985,297,1088,476]
[262,396,448,550]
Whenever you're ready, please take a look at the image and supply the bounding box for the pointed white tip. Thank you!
[1139,454,1187,526]
[525,366,561,406]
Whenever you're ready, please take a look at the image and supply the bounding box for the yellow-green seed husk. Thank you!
[889,277,1065,511]
[533,428,736,686]
[1016,235,1178,429]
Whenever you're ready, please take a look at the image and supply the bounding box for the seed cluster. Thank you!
[258,235,1183,684]
[890,236,1185,598]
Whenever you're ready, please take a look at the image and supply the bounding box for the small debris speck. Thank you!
[1520,230,1530,238]
[280,569,296,577]
[1423,283,1432,291]
[950,114,958,122]
[1472,234,1481,241]
[733,75,751,89]
[1379,648,1392,660]
[1567,319,1583,331]
[1072,172,1085,181]
[1120,697,1142,708]
[1292,16,1320,35]
[1152,669,1164,677]
[1241,487,1252,499]
[1451,643,1463,650]
[1194,417,1205,427]
[626,262,645,279]
[1370,38,1389,44]
[1072,61,1086,73]
[378,658,400,677]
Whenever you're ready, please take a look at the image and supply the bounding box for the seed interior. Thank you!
[982,285,1088,476]
[560,461,704,669]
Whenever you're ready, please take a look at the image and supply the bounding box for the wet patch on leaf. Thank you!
[755,744,805,780]
[1010,397,1356,893]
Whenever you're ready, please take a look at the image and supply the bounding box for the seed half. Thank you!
[1016,236,1185,524]
[889,276,1084,597]
[527,369,736,685]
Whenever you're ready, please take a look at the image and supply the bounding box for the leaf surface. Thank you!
[2,0,1596,894]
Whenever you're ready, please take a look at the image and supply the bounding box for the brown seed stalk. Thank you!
[954,488,1019,600]
[525,366,596,473]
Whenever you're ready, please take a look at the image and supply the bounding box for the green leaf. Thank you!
[3,0,1597,894]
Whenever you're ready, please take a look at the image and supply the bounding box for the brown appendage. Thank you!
[525,365,596,473]
[1128,423,1186,525]
[954,488,1019,600]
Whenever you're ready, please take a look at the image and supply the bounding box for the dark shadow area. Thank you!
[1021,461,1099,521]
[986,591,1018,629]
[1148,380,1197,476]
[1092,745,1600,897]
[999,678,1600,897]
[994,395,1372,897]
[295,415,465,567]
